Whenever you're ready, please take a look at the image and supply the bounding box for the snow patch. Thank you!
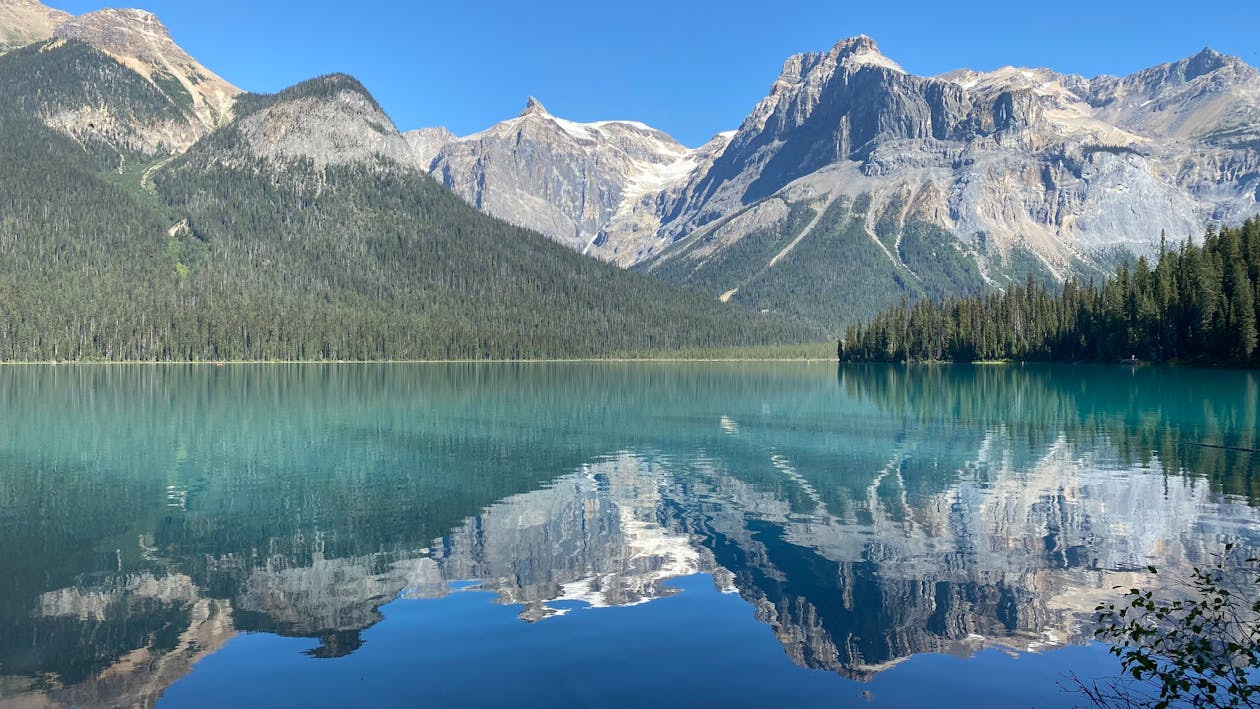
[591,119,656,132]
[550,115,597,141]
[846,48,905,73]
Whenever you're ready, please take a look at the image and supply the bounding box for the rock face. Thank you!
[0,0,239,155]
[644,38,1260,327]
[409,97,731,262]
[53,8,239,133]
[0,0,69,51]
[0,38,210,157]
[417,36,1260,328]
[228,74,412,169]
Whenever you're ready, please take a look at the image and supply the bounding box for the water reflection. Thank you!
[0,363,1256,707]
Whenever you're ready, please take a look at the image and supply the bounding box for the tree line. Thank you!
[840,220,1260,365]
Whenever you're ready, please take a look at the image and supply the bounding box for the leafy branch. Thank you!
[1072,544,1260,709]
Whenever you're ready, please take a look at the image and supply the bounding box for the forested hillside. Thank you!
[643,193,997,331]
[0,61,817,361]
[839,221,1260,365]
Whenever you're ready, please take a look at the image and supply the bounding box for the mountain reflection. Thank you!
[0,363,1256,707]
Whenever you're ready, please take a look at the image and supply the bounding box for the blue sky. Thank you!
[48,0,1260,146]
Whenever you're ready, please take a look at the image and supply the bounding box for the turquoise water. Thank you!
[0,363,1256,708]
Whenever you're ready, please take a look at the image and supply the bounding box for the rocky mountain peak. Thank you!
[520,96,550,117]
[832,34,904,73]
[54,8,170,53]
[828,34,884,64]
[0,0,70,51]
[1181,46,1251,81]
[228,73,411,170]
[833,34,878,54]
[53,6,240,133]
[1116,45,1256,93]
[773,35,903,87]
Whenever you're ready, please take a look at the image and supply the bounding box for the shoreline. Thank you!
[0,357,841,365]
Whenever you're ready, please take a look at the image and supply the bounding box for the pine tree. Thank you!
[839,224,1259,367]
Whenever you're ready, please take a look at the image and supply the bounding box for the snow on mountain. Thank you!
[408,97,730,260]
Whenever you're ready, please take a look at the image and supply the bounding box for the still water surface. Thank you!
[0,363,1257,708]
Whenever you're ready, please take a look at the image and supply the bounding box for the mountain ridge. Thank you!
[409,95,731,257]
[0,37,817,361]
[2,1,1258,337]
[0,0,240,154]
[0,0,67,51]
[413,39,1260,326]
[402,37,1257,330]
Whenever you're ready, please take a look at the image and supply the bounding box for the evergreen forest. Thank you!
[0,48,817,361]
[839,221,1260,365]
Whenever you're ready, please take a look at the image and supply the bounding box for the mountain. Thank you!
[417,37,1260,330]
[0,0,67,51]
[5,1,1256,343]
[0,38,814,362]
[646,39,1260,329]
[202,73,410,168]
[0,0,239,156]
[52,8,240,135]
[410,97,731,263]
[0,38,208,159]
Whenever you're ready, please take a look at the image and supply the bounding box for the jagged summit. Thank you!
[49,4,239,134]
[831,34,879,56]
[408,100,717,258]
[834,34,904,72]
[67,7,162,29]
[54,8,177,56]
[1180,45,1248,80]
[766,34,906,104]
[774,34,904,84]
[520,96,549,117]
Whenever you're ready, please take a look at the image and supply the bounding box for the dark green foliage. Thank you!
[1078,545,1260,709]
[737,195,920,328]
[647,199,819,301]
[0,107,178,360]
[896,221,987,300]
[1082,144,1144,158]
[647,195,927,332]
[150,69,194,115]
[229,74,388,123]
[648,193,1055,334]
[0,39,188,159]
[0,79,812,361]
[841,221,1260,366]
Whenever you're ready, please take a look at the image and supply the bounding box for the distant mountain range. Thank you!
[416,36,1260,328]
[2,0,1258,342]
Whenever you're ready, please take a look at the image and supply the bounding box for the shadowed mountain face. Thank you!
[1,363,1256,706]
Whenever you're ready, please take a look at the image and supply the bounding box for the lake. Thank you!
[0,363,1256,708]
